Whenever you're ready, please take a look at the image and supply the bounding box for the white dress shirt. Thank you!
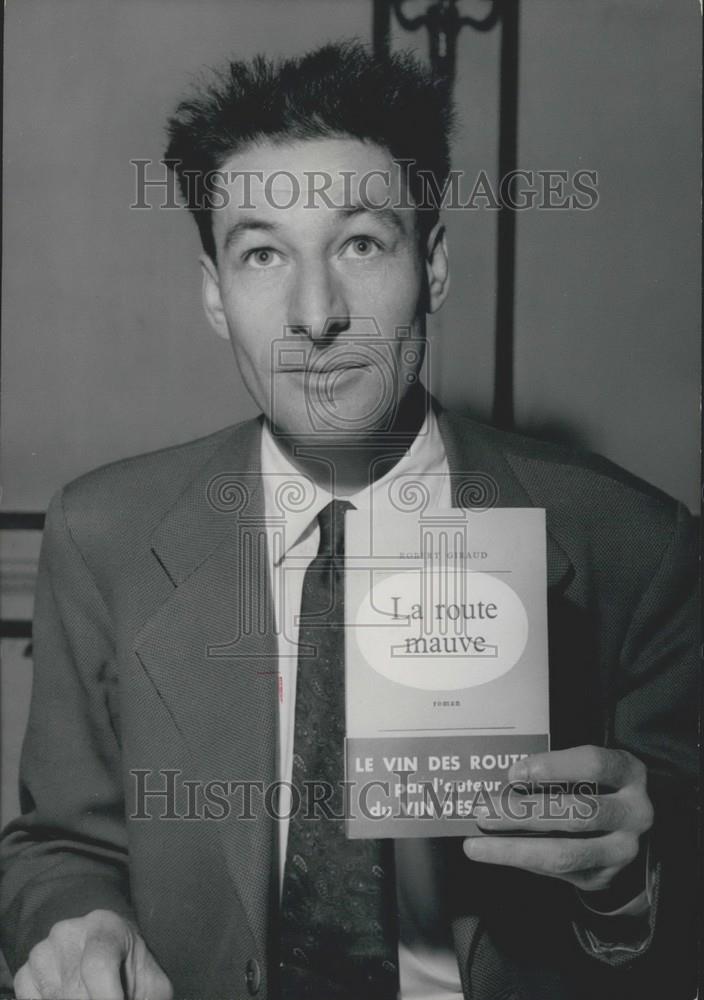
[261,409,464,999]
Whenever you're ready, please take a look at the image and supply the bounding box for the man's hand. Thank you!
[463,746,654,894]
[13,909,173,1000]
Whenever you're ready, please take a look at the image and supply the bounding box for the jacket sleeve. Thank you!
[572,500,699,972]
[0,490,136,973]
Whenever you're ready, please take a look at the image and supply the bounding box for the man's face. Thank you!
[201,137,449,442]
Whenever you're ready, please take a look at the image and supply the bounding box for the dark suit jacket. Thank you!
[1,410,698,1000]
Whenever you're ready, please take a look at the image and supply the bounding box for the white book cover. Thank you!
[344,505,549,838]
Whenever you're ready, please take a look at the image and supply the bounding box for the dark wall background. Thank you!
[1,0,700,824]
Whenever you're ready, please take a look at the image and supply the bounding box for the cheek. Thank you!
[231,334,266,377]
[368,254,423,312]
[221,284,281,348]
[364,274,422,329]
[220,297,276,393]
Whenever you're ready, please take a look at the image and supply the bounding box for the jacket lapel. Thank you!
[134,417,278,953]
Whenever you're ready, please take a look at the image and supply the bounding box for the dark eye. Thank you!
[342,236,382,259]
[245,247,282,268]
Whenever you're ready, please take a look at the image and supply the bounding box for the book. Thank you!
[344,504,549,838]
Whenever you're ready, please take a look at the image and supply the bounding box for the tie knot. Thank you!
[317,499,355,559]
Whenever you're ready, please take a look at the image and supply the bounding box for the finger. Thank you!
[463,831,635,881]
[80,936,125,1000]
[24,940,66,1000]
[134,964,174,1000]
[509,746,640,790]
[475,792,621,834]
[130,947,174,1000]
[571,866,626,894]
[619,782,655,835]
[14,965,43,1000]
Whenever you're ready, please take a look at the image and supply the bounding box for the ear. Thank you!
[200,253,230,341]
[424,221,450,314]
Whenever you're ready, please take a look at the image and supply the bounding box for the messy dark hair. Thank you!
[164,40,454,260]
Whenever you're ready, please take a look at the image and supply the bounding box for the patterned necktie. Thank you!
[279,499,399,999]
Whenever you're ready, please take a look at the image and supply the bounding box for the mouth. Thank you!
[280,360,371,375]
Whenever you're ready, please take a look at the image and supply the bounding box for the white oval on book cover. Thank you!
[354,571,529,690]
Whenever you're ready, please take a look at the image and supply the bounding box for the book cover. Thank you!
[344,503,549,838]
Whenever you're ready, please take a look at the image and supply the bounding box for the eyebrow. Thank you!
[337,204,406,236]
[222,218,279,253]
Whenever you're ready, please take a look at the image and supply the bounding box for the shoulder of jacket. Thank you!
[445,410,681,513]
[50,419,259,548]
[440,411,689,568]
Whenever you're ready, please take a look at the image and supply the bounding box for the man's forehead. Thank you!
[214,136,411,217]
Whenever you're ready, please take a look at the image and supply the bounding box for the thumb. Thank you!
[80,933,126,1000]
[131,946,174,1000]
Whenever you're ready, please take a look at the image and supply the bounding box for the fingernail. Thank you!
[509,761,528,781]
[464,838,485,859]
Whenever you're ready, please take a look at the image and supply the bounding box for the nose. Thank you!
[287,260,350,342]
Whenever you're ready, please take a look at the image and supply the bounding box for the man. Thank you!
[1,43,697,1000]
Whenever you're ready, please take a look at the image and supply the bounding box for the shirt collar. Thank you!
[261,410,448,565]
